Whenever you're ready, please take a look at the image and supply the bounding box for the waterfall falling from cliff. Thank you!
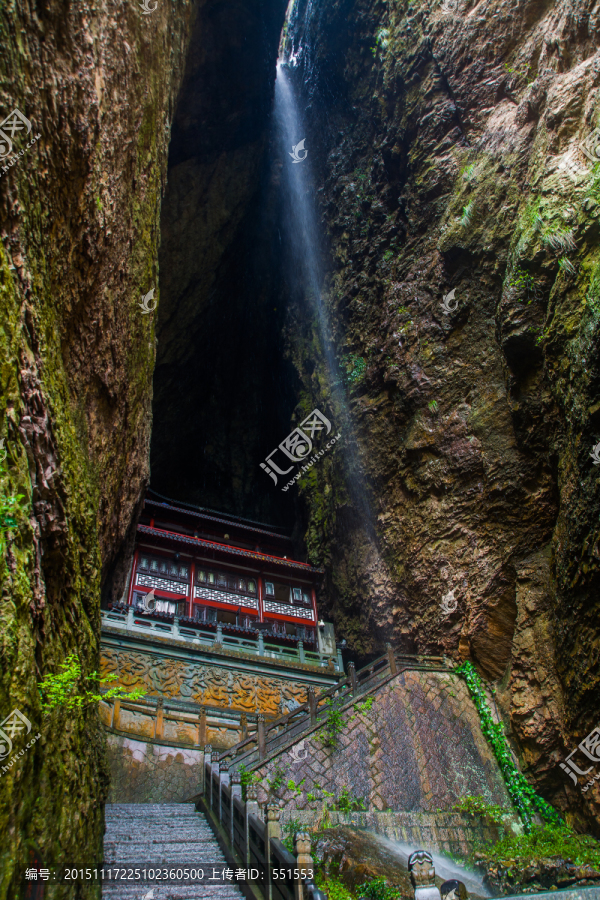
[273,59,384,541]
[273,62,340,401]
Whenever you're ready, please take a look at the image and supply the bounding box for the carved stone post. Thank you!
[245,784,259,867]
[211,756,220,814]
[298,640,305,663]
[295,832,313,900]
[336,647,344,673]
[308,689,317,725]
[220,763,230,825]
[155,698,164,739]
[258,632,265,655]
[173,615,180,637]
[216,623,223,645]
[204,745,212,798]
[126,605,134,629]
[349,661,357,696]
[387,641,397,675]
[266,803,281,900]
[198,707,207,747]
[231,771,242,846]
[257,714,266,760]
[240,712,248,740]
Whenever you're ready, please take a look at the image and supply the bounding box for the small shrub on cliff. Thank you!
[38,654,145,712]
[0,461,26,550]
[341,353,367,385]
[357,876,401,900]
[455,661,563,832]
[481,823,600,871]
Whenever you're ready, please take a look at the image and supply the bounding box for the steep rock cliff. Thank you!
[281,0,600,829]
[0,1,194,894]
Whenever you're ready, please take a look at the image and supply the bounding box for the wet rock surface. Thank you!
[278,0,600,828]
[314,825,415,897]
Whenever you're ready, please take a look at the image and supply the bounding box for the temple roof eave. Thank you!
[137,525,325,577]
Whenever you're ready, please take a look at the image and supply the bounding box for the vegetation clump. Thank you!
[38,654,146,712]
[357,877,401,899]
[455,661,563,831]
[480,824,600,870]
[452,794,508,826]
[320,697,346,748]
[341,353,367,385]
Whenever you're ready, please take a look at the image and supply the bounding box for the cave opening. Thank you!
[150,0,306,540]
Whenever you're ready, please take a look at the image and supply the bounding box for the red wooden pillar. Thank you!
[188,561,195,618]
[126,548,139,607]
[258,575,264,623]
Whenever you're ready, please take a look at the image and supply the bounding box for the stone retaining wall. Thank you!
[106,733,204,803]
[251,668,516,855]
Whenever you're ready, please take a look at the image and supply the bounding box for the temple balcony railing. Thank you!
[101,607,344,673]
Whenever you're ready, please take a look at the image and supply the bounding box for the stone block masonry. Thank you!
[106,734,204,803]
[252,668,515,852]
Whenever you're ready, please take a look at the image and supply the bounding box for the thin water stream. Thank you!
[374,834,492,898]
[273,59,376,530]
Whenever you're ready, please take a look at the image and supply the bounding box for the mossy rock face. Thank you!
[0,0,195,894]
[280,0,600,829]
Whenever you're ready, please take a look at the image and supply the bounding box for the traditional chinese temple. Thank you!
[99,492,342,798]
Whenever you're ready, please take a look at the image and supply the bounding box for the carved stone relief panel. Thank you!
[100,647,310,716]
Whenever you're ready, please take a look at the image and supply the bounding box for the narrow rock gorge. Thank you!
[0,0,599,894]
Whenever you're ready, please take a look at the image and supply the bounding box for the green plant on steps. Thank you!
[266,765,286,794]
[455,661,563,832]
[38,653,146,712]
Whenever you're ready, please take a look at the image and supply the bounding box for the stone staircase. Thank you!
[102,803,243,898]
[221,650,450,772]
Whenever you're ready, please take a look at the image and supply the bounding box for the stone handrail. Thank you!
[101,607,344,672]
[200,749,327,900]
[218,646,451,765]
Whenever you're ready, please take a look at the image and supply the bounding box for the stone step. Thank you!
[102,804,242,899]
